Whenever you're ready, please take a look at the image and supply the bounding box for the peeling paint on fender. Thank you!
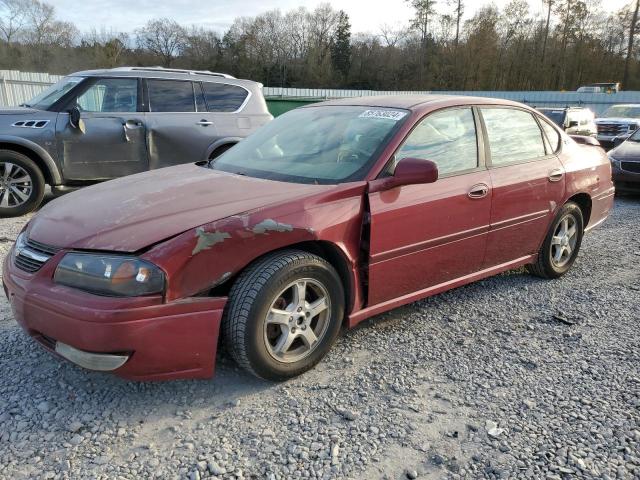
[192,228,231,255]
[251,219,294,235]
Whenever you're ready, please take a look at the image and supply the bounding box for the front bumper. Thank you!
[612,167,640,193]
[2,247,227,381]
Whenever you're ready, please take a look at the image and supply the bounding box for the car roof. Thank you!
[306,94,528,111]
[69,67,261,88]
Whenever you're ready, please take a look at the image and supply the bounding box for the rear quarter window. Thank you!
[202,83,249,112]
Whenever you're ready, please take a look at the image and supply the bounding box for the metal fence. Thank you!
[0,70,63,107]
[263,87,640,116]
[2,70,640,116]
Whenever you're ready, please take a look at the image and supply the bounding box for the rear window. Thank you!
[481,108,547,165]
[202,83,249,112]
[148,80,195,112]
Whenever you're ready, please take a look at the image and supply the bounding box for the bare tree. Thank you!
[623,0,639,87]
[136,18,186,67]
[0,0,30,42]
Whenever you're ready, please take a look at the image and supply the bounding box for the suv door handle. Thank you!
[468,183,489,199]
[197,120,214,126]
[548,169,564,182]
[123,120,143,142]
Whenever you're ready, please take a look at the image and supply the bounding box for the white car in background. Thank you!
[595,104,640,149]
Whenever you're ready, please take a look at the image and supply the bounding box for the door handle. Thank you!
[548,169,564,182]
[468,183,489,199]
[197,120,214,126]
[123,120,143,142]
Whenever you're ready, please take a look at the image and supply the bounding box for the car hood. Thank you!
[0,106,39,115]
[27,164,334,252]
[595,117,640,124]
[609,141,640,160]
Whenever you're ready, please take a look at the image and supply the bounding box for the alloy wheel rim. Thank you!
[263,278,331,364]
[0,162,33,208]
[550,214,578,268]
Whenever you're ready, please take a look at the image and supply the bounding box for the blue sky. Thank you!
[47,0,631,34]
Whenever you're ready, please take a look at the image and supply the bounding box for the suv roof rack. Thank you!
[110,67,235,79]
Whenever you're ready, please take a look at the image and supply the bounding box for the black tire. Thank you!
[222,250,345,381]
[0,150,45,217]
[527,202,584,279]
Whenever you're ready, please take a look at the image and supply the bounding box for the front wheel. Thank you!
[527,202,584,279]
[222,250,344,381]
[0,150,45,217]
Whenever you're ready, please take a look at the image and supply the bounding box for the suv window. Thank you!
[148,80,196,112]
[202,82,249,112]
[481,108,546,165]
[76,78,138,113]
[395,107,478,175]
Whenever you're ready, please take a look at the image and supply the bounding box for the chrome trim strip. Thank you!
[17,246,50,263]
[55,342,129,371]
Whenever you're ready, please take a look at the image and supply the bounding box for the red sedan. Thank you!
[3,96,615,381]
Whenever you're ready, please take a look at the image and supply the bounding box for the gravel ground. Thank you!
[0,195,638,480]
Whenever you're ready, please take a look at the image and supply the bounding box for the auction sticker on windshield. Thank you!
[359,110,407,121]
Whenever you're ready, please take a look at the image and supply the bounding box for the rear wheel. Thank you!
[527,202,584,279]
[0,150,45,217]
[222,250,344,381]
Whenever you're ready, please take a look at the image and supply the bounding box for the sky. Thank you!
[47,0,633,35]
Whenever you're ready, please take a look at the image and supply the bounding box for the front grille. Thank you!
[621,161,640,174]
[597,123,628,136]
[15,238,60,273]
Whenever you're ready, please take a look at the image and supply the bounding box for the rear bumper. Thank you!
[2,248,227,381]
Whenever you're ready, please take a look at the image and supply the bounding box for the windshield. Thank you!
[25,76,84,110]
[211,106,408,184]
[630,128,640,141]
[602,105,640,119]
[540,110,566,126]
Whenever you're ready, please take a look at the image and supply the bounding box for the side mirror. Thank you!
[375,157,438,191]
[69,106,86,133]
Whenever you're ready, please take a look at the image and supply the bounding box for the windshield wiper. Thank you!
[19,103,31,108]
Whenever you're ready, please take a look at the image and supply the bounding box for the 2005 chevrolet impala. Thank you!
[3,96,614,381]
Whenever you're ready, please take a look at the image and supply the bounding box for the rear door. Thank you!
[200,81,256,146]
[143,79,219,169]
[479,107,565,268]
[367,107,492,306]
[56,77,147,180]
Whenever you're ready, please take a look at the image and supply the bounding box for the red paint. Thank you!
[3,95,615,380]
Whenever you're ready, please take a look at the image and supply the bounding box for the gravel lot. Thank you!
[0,195,638,480]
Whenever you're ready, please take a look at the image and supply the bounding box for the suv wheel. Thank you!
[222,250,345,381]
[0,150,46,217]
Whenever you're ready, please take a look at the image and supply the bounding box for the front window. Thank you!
[24,76,83,110]
[602,105,640,118]
[211,106,407,184]
[76,78,138,113]
[394,107,478,175]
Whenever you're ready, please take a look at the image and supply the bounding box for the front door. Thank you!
[56,77,148,181]
[367,107,492,306]
[478,107,566,268]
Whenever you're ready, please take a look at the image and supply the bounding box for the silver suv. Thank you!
[0,67,272,216]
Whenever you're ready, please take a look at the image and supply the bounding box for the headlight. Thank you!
[608,154,621,169]
[54,253,165,297]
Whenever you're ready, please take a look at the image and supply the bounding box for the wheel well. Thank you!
[208,143,236,160]
[0,142,54,185]
[567,193,592,227]
[209,241,355,318]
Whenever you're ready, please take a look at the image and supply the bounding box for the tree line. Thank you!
[0,0,639,91]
